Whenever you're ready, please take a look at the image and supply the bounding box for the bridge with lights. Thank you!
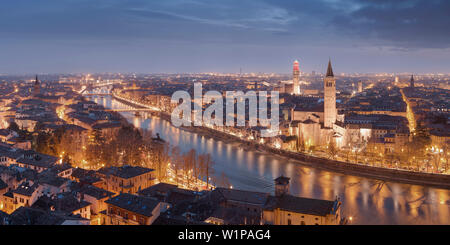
[79,81,123,95]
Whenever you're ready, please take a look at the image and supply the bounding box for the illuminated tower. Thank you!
[324,59,336,128]
[410,75,414,88]
[358,80,363,93]
[33,75,40,97]
[293,60,300,95]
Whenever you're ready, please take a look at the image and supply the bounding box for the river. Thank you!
[88,95,450,225]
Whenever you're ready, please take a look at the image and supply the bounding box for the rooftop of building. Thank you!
[0,144,23,159]
[75,184,114,200]
[16,152,59,169]
[138,182,178,198]
[7,207,88,225]
[212,187,269,206]
[153,213,209,225]
[97,165,154,179]
[12,181,39,197]
[38,173,69,188]
[0,165,39,183]
[0,178,7,190]
[206,206,261,225]
[71,167,96,180]
[105,193,160,217]
[31,192,91,214]
[265,194,338,216]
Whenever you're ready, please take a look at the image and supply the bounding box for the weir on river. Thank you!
[87,94,450,225]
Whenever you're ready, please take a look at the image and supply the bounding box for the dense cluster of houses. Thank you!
[0,142,343,225]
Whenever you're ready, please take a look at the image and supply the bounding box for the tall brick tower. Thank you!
[293,60,300,95]
[324,59,336,128]
[33,75,40,97]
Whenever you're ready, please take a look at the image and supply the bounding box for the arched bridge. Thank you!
[79,81,123,94]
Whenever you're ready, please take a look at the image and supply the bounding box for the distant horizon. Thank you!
[1,71,450,77]
[1,1,450,75]
[1,56,450,75]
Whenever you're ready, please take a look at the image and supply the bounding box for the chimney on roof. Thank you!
[76,192,84,202]
[274,175,290,196]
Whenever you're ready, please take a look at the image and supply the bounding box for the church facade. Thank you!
[287,60,346,149]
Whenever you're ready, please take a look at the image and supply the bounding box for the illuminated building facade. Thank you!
[293,60,300,95]
[324,60,337,128]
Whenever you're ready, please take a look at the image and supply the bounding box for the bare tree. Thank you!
[214,172,231,188]
[183,149,197,188]
[327,141,338,160]
[151,141,170,182]
[199,153,214,189]
[170,146,184,186]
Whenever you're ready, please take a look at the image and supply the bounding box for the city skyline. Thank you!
[0,50,448,226]
[1,0,450,74]
[0,0,449,231]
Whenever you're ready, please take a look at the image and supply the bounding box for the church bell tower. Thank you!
[293,60,300,95]
[33,75,41,97]
[324,59,336,128]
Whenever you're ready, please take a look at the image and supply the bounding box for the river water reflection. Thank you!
[89,95,450,224]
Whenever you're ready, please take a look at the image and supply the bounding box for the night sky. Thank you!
[1,0,449,74]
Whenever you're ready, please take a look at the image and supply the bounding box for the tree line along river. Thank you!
[88,94,450,225]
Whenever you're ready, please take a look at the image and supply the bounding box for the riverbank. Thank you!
[112,93,450,190]
[184,124,450,189]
